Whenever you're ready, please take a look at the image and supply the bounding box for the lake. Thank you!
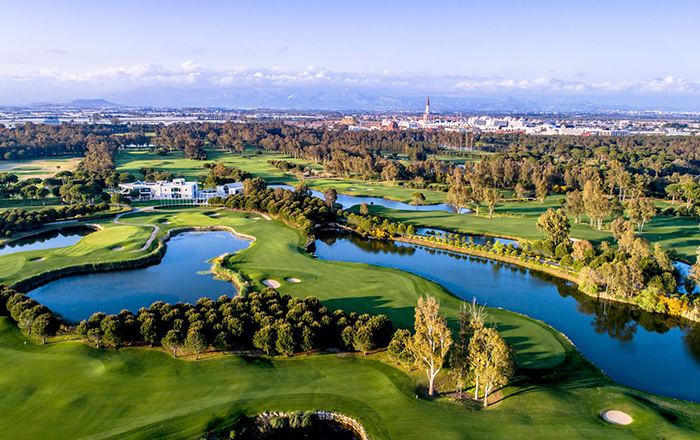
[29,231,250,322]
[0,226,93,257]
[271,184,469,214]
[314,231,700,403]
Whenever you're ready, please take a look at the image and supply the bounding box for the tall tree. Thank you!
[185,327,208,360]
[483,188,501,219]
[565,190,584,224]
[407,296,453,396]
[469,327,515,407]
[323,188,337,207]
[536,208,570,245]
[412,191,426,208]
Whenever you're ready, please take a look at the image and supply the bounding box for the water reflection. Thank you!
[314,230,700,402]
[0,226,93,257]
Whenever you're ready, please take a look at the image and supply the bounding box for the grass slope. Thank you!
[1,209,700,438]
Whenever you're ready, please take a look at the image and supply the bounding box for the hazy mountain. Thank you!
[68,99,122,108]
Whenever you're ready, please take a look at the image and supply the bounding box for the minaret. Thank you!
[423,96,431,122]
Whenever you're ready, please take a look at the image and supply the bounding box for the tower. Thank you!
[423,96,431,122]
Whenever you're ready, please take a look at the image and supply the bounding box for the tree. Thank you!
[449,302,471,393]
[359,202,370,215]
[185,327,208,360]
[323,188,337,207]
[536,208,570,246]
[388,329,414,367]
[162,330,182,357]
[140,317,158,346]
[536,179,548,205]
[275,323,296,356]
[412,191,426,208]
[565,190,584,224]
[110,193,127,205]
[300,325,315,353]
[32,313,54,344]
[407,296,453,396]
[87,328,104,349]
[514,182,525,200]
[353,325,375,354]
[483,188,501,219]
[469,327,515,407]
[629,199,656,234]
[253,325,275,355]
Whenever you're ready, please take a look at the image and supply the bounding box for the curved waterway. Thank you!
[0,226,93,257]
[29,231,249,322]
[271,184,469,214]
[314,231,700,403]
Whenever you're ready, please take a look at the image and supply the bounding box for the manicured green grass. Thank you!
[116,149,319,185]
[0,156,82,180]
[3,209,700,439]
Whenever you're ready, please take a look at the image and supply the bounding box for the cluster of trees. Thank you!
[444,169,503,217]
[1,169,111,204]
[0,286,60,343]
[77,288,394,358]
[0,122,134,161]
[208,181,336,237]
[267,159,310,175]
[343,210,415,239]
[202,162,251,186]
[0,203,109,237]
[534,207,689,315]
[470,133,700,199]
[563,182,656,231]
[388,296,514,406]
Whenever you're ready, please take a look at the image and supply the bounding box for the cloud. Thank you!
[453,75,700,95]
[4,61,700,105]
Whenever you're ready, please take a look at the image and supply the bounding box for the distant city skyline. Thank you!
[2,0,700,109]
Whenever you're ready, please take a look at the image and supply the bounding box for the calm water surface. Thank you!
[315,231,700,403]
[271,184,469,214]
[29,231,249,322]
[0,226,93,257]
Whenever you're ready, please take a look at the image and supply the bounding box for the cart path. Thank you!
[114,207,160,253]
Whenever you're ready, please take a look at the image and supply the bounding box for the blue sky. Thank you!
[1,0,698,108]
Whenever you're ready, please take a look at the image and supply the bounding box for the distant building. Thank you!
[422,97,431,123]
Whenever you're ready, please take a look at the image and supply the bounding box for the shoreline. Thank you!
[393,235,700,324]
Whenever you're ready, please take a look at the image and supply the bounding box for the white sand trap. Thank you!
[365,188,374,191]
[30,257,45,262]
[209,213,220,217]
[111,246,123,251]
[252,217,260,220]
[602,410,632,425]
[349,188,356,191]
[262,279,281,288]
[286,278,301,283]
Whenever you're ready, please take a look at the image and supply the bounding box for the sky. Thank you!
[1,0,699,109]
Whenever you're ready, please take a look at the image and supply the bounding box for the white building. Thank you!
[118,179,244,203]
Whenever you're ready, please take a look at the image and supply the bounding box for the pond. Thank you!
[29,231,250,322]
[271,184,469,214]
[314,231,700,403]
[0,226,94,257]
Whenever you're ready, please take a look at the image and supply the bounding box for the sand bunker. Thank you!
[111,246,123,251]
[285,278,301,283]
[601,410,632,425]
[349,188,356,191]
[262,279,281,288]
[30,257,45,262]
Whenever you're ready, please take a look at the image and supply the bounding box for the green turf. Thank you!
[0,156,82,180]
[2,209,700,439]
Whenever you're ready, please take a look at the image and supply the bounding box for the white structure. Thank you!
[118,179,244,204]
[119,178,198,200]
